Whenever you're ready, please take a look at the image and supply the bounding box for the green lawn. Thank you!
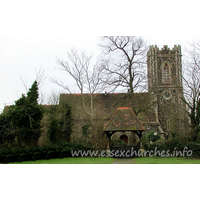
[9,156,200,164]
[133,157,200,164]
[10,157,115,164]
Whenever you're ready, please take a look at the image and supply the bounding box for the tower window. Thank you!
[163,64,170,83]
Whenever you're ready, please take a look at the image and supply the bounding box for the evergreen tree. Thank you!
[27,81,39,104]
[6,81,43,146]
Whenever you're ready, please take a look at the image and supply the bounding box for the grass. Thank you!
[133,157,200,164]
[8,156,200,164]
[10,157,115,164]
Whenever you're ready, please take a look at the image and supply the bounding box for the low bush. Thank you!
[0,142,93,163]
[146,131,161,143]
[111,138,127,146]
[144,139,200,157]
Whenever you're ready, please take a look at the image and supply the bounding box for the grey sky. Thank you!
[1,36,200,113]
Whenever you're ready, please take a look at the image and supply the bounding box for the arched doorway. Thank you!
[120,135,128,144]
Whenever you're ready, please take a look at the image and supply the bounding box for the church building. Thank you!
[60,45,186,144]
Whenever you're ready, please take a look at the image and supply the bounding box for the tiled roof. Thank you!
[104,107,145,132]
[60,92,157,123]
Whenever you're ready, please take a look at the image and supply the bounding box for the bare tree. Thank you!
[182,40,200,141]
[100,36,148,114]
[19,67,46,104]
[51,48,106,126]
[47,90,61,105]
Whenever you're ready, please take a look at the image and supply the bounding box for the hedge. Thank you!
[0,143,93,163]
[144,140,200,158]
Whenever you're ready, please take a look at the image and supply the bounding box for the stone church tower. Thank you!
[147,45,186,137]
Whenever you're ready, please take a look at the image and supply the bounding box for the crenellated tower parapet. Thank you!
[148,45,182,92]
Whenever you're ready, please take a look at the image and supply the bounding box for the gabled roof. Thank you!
[60,93,157,123]
[104,107,145,132]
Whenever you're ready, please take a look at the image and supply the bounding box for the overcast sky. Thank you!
[1,1,200,113]
[0,36,200,113]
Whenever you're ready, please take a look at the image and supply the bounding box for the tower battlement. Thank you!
[148,45,181,56]
[148,45,183,91]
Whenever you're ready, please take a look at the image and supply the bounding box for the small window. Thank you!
[163,64,170,83]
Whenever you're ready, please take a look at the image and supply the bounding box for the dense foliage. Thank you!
[82,124,90,137]
[144,139,200,157]
[182,97,200,142]
[0,81,43,147]
[47,103,73,144]
[146,131,161,143]
[0,142,93,163]
[111,138,127,146]
[0,114,15,145]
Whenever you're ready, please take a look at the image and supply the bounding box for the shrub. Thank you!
[155,138,166,145]
[144,139,200,157]
[47,103,73,144]
[0,113,16,147]
[0,142,93,163]
[111,138,127,146]
[146,131,161,143]
[78,122,108,151]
